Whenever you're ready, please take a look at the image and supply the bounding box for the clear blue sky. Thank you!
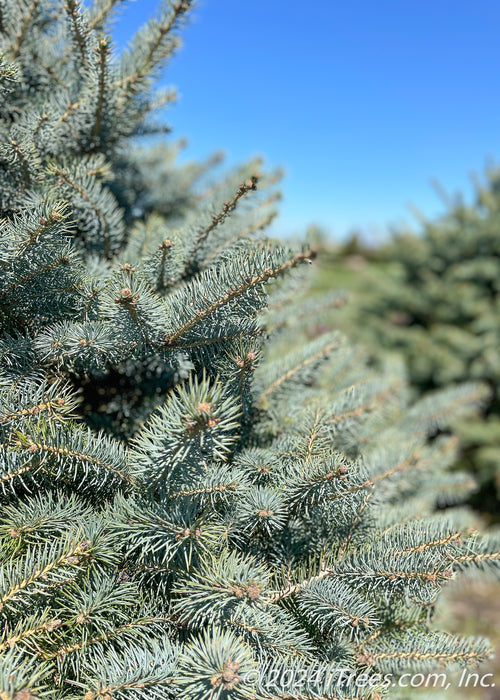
[111,0,500,241]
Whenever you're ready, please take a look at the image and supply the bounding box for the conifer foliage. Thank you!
[0,2,499,698]
[349,176,500,514]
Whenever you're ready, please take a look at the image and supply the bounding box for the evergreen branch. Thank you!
[7,139,31,187]
[337,491,374,559]
[348,568,452,583]
[169,329,264,351]
[0,458,43,488]
[49,165,112,258]
[115,0,192,96]
[202,202,278,268]
[12,430,135,486]
[324,453,420,502]
[58,98,85,125]
[0,648,51,698]
[296,440,454,509]
[168,483,239,499]
[303,409,326,465]
[164,249,315,347]
[302,437,458,511]
[82,285,101,321]
[359,646,488,667]
[299,584,376,631]
[11,0,41,58]
[226,619,292,654]
[181,178,258,276]
[91,38,111,141]
[270,560,450,605]
[0,398,67,425]
[39,59,68,88]
[258,334,339,407]
[235,350,257,401]
[65,0,89,67]
[389,533,463,559]
[0,540,90,612]
[362,436,459,490]
[70,641,179,698]
[4,254,73,292]
[88,0,128,30]
[155,238,175,291]
[124,563,173,574]
[404,383,491,435]
[330,406,370,425]
[109,282,158,349]
[193,157,263,205]
[195,179,257,248]
[265,290,346,333]
[129,372,241,489]
[454,552,500,564]
[372,649,485,663]
[225,608,313,658]
[0,492,89,548]
[39,616,167,661]
[336,565,453,586]
[0,616,63,653]
[79,678,176,700]
[356,619,412,653]
[32,112,50,142]
[259,695,360,700]
[19,441,123,480]
[270,568,330,603]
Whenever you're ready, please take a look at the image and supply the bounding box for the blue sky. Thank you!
[111,0,500,241]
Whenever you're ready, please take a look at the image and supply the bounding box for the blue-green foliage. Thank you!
[0,2,499,699]
[343,177,500,512]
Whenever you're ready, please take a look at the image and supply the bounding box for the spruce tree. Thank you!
[341,175,500,517]
[0,2,499,698]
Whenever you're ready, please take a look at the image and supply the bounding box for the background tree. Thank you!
[319,172,500,518]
